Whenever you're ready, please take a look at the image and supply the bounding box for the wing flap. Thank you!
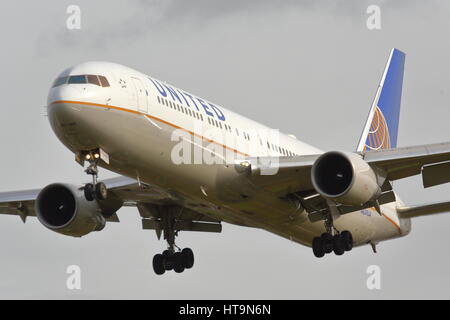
[422,161,450,188]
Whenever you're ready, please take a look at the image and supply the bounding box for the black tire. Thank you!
[321,233,334,254]
[341,231,353,251]
[181,248,194,269]
[84,183,95,201]
[312,237,325,258]
[173,252,185,273]
[95,182,108,200]
[162,250,174,271]
[152,254,165,275]
[333,235,345,256]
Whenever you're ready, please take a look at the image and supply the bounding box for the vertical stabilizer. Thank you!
[357,48,406,152]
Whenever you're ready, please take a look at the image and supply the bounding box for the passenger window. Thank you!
[98,76,110,87]
[68,75,86,84]
[87,75,101,86]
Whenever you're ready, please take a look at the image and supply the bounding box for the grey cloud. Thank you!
[38,0,445,53]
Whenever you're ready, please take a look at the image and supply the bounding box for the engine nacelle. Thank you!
[35,183,106,237]
[311,151,381,206]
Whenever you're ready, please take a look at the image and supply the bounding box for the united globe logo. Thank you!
[364,106,391,151]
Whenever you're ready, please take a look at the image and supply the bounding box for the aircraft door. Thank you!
[131,77,148,113]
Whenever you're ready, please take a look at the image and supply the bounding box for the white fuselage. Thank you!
[47,61,411,248]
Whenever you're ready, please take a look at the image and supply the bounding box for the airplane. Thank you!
[2,48,450,275]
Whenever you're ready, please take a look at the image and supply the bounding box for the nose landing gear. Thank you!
[81,150,108,202]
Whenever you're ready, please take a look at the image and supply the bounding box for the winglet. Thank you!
[357,48,406,152]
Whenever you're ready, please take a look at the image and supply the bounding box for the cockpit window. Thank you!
[52,76,68,87]
[98,76,110,87]
[68,75,87,84]
[52,74,111,88]
[87,75,100,86]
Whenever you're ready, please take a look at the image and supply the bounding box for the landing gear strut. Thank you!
[151,207,195,275]
[82,150,108,202]
[312,214,353,258]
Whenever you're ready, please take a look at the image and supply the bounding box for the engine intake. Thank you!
[311,151,381,206]
[36,183,106,237]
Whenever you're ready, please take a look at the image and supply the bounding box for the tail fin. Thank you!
[356,48,406,152]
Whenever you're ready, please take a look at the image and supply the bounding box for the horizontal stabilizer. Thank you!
[397,201,450,218]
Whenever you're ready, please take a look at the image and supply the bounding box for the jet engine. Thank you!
[311,151,381,206]
[35,183,106,237]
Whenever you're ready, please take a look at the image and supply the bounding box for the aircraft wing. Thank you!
[0,189,40,222]
[0,176,145,223]
[0,176,221,232]
[248,154,318,194]
[246,141,450,220]
[249,141,450,191]
[361,141,450,187]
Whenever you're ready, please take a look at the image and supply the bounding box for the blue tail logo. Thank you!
[357,48,406,152]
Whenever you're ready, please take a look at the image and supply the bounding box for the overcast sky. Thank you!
[0,0,450,299]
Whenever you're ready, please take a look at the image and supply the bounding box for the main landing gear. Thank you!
[151,207,195,275]
[152,248,194,275]
[312,231,353,258]
[83,150,108,202]
[312,215,354,258]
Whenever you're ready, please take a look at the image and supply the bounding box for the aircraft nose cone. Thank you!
[47,84,82,121]
[47,100,99,151]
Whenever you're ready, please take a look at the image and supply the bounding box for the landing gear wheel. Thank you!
[173,252,185,273]
[84,183,95,201]
[162,250,174,271]
[333,235,345,256]
[341,231,353,252]
[182,248,194,269]
[95,182,108,200]
[152,254,165,275]
[312,237,325,258]
[321,233,334,254]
